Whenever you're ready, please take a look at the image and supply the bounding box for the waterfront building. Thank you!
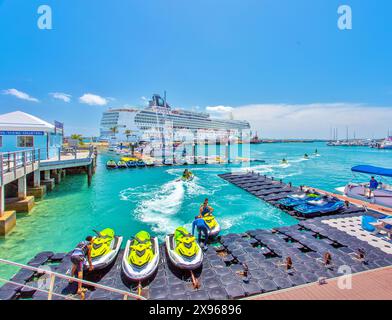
[0,111,63,160]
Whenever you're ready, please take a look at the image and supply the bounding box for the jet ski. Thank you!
[106,160,117,169]
[278,193,321,208]
[181,173,194,182]
[126,160,137,168]
[122,231,159,281]
[85,228,123,270]
[165,227,203,270]
[117,160,128,168]
[144,159,155,167]
[136,160,146,168]
[203,214,220,237]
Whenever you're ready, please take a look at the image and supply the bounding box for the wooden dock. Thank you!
[248,266,392,300]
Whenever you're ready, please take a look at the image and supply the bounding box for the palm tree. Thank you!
[70,134,84,146]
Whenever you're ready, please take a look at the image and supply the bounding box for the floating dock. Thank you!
[1,210,391,300]
[218,172,366,219]
[1,171,391,300]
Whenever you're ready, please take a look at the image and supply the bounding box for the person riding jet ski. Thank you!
[122,231,159,281]
[199,198,213,216]
[165,227,203,270]
[199,199,220,237]
[281,158,288,164]
[85,228,123,270]
[181,169,194,181]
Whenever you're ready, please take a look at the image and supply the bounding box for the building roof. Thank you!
[0,111,55,132]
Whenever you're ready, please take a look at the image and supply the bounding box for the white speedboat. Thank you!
[337,165,392,208]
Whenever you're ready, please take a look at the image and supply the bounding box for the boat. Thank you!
[126,160,137,168]
[293,199,345,217]
[121,157,138,162]
[85,228,123,270]
[337,165,392,208]
[278,192,320,209]
[203,214,220,237]
[122,231,159,281]
[136,160,146,168]
[378,136,392,150]
[106,160,117,169]
[117,160,127,168]
[165,227,203,270]
[99,94,250,143]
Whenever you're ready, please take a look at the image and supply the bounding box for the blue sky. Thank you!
[0,0,391,138]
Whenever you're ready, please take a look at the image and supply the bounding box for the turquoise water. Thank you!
[1,142,391,278]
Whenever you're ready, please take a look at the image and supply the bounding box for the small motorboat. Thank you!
[122,231,159,281]
[136,160,146,168]
[127,161,137,168]
[165,227,203,270]
[117,160,128,168]
[203,214,221,237]
[85,228,123,270]
[338,165,392,209]
[144,159,155,167]
[106,160,117,169]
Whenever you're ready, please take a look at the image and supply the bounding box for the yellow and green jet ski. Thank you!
[203,214,221,237]
[85,228,123,270]
[165,227,203,270]
[122,231,159,281]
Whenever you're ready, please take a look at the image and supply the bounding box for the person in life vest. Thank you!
[199,198,214,217]
[70,236,94,295]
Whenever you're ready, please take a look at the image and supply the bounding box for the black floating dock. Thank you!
[218,172,367,219]
[2,212,392,300]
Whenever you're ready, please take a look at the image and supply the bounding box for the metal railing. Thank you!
[0,258,146,300]
[0,149,40,186]
[58,145,96,161]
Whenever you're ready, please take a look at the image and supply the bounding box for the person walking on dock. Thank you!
[70,236,94,296]
[192,216,209,250]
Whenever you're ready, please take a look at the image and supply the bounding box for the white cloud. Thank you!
[50,92,72,103]
[79,93,108,106]
[224,103,392,139]
[206,105,234,119]
[2,88,39,102]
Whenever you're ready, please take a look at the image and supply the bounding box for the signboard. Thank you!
[54,121,64,135]
[0,130,44,135]
[54,121,63,129]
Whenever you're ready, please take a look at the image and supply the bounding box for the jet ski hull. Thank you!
[121,238,160,281]
[165,235,203,270]
[84,236,123,270]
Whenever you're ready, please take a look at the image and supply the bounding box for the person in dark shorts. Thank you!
[368,176,379,198]
[192,216,209,250]
[70,236,94,295]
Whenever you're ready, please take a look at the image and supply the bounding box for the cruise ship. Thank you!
[99,94,250,142]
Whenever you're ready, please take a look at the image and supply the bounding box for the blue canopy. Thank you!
[351,165,392,178]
